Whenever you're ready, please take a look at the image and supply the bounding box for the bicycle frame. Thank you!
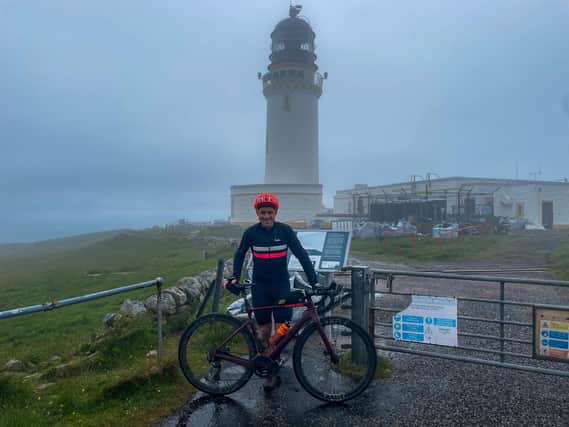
[214,293,339,369]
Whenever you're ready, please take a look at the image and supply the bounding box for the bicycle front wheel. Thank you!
[178,313,255,396]
[293,316,376,402]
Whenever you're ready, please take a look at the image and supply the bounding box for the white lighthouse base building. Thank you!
[230,184,324,225]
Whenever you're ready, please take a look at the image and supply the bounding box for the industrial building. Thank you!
[333,177,569,230]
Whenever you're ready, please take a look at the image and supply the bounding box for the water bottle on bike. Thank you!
[269,321,290,346]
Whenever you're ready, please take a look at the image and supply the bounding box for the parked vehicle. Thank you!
[459,223,480,235]
[432,223,459,239]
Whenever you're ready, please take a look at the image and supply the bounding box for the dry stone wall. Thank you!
[103,259,233,326]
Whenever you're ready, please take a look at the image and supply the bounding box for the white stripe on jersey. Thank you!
[252,244,288,252]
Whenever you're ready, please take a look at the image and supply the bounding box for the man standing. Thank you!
[225,192,318,392]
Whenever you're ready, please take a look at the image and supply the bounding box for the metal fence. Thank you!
[350,267,569,377]
[0,278,164,368]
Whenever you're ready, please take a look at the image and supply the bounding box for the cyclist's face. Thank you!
[257,207,276,229]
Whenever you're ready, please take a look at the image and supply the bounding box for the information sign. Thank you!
[288,230,351,272]
[534,307,569,362]
[393,295,458,347]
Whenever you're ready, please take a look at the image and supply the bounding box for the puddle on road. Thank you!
[159,394,253,427]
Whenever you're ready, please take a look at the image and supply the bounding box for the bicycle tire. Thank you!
[178,313,255,396]
[293,316,376,402]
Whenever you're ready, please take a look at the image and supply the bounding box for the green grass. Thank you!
[336,352,393,380]
[351,232,569,281]
[0,226,237,426]
[552,242,569,281]
[351,234,542,264]
[194,224,243,239]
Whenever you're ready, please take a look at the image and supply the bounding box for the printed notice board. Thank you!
[288,231,351,272]
[534,307,569,362]
[393,295,458,347]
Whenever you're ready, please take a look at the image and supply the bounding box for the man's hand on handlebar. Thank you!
[223,277,242,296]
[223,277,238,288]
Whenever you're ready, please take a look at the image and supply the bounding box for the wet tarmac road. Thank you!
[158,360,389,427]
[158,348,569,427]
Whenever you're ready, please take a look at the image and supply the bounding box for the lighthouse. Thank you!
[263,4,322,185]
[230,5,326,224]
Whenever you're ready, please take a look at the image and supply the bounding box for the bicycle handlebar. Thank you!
[305,281,340,297]
[224,279,340,298]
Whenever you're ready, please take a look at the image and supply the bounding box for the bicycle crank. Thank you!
[252,355,279,377]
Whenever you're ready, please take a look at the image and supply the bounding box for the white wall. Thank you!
[265,89,319,184]
[231,184,324,223]
[495,184,569,226]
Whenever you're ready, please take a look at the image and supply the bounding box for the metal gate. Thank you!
[351,267,569,377]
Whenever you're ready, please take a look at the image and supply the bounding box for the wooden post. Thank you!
[211,259,225,313]
[351,266,370,364]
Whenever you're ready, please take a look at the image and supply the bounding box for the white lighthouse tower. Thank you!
[230,5,325,224]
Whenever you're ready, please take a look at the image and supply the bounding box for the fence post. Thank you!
[351,266,370,363]
[499,281,505,362]
[211,259,225,313]
[156,277,163,371]
[369,273,376,341]
[320,271,333,317]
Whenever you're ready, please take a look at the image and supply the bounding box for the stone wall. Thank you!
[103,259,233,327]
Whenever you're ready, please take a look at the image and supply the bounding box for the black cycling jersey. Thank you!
[232,222,318,286]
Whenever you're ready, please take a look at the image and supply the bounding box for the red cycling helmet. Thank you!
[253,192,280,211]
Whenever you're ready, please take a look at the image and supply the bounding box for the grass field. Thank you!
[552,242,569,281]
[351,232,569,279]
[0,226,241,426]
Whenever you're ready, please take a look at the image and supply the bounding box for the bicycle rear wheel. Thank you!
[293,316,376,402]
[178,313,255,395]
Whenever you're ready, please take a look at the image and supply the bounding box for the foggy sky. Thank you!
[1,1,569,242]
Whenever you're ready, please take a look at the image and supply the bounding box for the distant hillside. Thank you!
[0,223,244,261]
[0,229,129,259]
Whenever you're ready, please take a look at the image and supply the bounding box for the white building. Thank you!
[333,177,569,229]
[230,5,325,224]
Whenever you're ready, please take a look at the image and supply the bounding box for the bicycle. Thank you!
[225,273,351,319]
[178,281,377,402]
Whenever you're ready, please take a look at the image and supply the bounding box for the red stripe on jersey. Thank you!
[253,250,287,259]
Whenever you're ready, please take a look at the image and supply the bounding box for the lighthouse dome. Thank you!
[269,7,316,68]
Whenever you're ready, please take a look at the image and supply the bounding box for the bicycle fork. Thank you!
[313,319,340,364]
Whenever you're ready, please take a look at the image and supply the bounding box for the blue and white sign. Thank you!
[288,231,352,272]
[393,295,458,347]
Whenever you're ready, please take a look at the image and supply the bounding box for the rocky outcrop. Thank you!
[102,312,121,328]
[3,359,25,372]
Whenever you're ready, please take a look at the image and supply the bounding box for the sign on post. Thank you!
[288,230,351,272]
[393,295,458,347]
[534,307,569,362]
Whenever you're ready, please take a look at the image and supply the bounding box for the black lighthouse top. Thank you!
[269,5,317,70]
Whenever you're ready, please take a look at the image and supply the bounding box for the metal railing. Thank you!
[0,278,164,368]
[350,267,569,377]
